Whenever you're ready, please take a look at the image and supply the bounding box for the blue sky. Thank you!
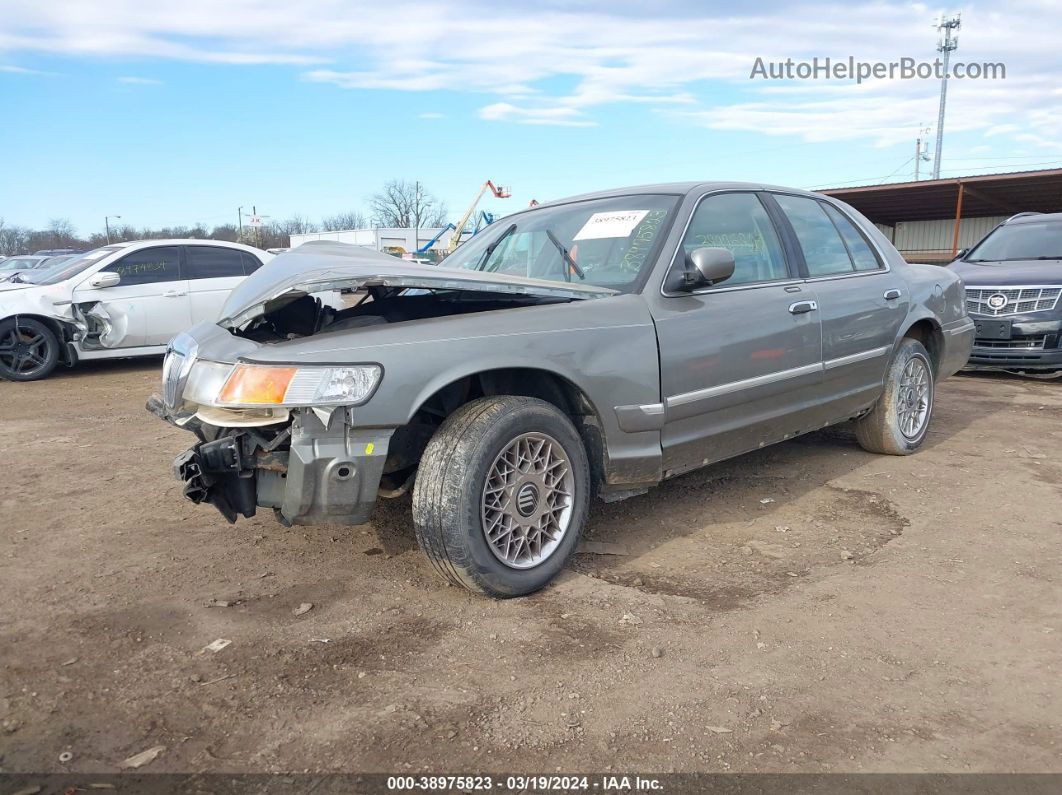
[2,0,1060,235]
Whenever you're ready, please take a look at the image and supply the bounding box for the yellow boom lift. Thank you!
[447,180,511,252]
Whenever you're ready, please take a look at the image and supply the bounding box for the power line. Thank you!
[808,156,915,190]
[944,154,1062,161]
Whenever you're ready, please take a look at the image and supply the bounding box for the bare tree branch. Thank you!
[369,180,447,228]
[321,211,367,231]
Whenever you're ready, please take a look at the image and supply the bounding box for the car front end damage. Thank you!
[147,243,620,527]
[148,331,395,526]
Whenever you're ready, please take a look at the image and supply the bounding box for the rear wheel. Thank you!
[0,318,60,382]
[855,338,934,455]
[412,396,590,598]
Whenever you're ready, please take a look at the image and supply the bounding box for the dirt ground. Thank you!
[1,359,1059,776]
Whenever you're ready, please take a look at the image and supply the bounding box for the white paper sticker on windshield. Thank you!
[573,210,649,241]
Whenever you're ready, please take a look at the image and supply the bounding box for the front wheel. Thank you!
[0,318,60,382]
[855,338,934,455]
[412,396,591,598]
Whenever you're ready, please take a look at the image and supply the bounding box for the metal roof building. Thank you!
[821,168,1062,263]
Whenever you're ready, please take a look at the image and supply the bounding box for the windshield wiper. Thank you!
[544,229,585,281]
[476,223,517,271]
[971,256,1062,262]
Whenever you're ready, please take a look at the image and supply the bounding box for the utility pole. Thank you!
[105,215,121,244]
[932,14,961,180]
[914,126,931,180]
[238,206,244,241]
[413,180,421,256]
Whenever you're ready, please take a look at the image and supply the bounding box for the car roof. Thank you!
[533,181,827,209]
[107,239,262,253]
[1006,212,1062,225]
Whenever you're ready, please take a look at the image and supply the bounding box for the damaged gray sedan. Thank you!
[150,183,975,597]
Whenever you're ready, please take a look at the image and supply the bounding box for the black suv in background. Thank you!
[951,212,1062,376]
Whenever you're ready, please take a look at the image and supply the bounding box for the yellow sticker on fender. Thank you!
[365,442,375,455]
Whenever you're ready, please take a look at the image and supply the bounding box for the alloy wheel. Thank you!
[0,323,52,378]
[481,432,575,569]
[897,355,931,439]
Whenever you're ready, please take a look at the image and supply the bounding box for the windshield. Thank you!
[21,245,126,285]
[442,194,679,291]
[967,219,1062,262]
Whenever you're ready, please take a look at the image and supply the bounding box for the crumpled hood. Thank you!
[218,240,616,328]
[950,259,1062,285]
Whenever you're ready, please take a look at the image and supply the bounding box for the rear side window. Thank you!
[104,246,181,285]
[822,204,881,271]
[774,194,854,277]
[678,192,789,286]
[185,246,245,279]
[241,252,264,274]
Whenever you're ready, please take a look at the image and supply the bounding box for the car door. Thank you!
[768,193,907,414]
[650,191,824,476]
[185,245,258,325]
[71,245,191,348]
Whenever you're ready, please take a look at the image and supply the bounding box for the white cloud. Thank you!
[478,102,596,127]
[0,63,56,75]
[117,75,161,84]
[0,0,1060,151]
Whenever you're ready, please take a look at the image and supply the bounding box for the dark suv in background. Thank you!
[951,212,1062,376]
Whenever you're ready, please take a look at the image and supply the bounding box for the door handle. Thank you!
[883,289,902,301]
[789,300,818,314]
[162,290,187,298]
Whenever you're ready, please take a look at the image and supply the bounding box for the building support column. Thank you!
[951,182,965,258]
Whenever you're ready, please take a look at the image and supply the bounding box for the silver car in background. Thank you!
[151,182,974,598]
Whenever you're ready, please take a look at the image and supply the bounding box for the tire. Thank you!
[855,338,934,455]
[0,317,60,382]
[412,396,591,598]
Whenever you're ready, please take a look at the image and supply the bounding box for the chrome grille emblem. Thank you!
[965,286,1061,317]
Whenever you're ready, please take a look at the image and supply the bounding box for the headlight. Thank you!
[216,363,382,407]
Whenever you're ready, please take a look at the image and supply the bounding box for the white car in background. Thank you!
[0,239,272,381]
[0,255,52,282]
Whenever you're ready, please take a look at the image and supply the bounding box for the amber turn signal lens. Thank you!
[218,365,298,405]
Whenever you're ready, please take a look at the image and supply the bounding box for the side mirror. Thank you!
[684,247,735,289]
[88,271,121,289]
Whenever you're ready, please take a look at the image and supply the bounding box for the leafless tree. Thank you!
[369,180,447,228]
[0,219,31,256]
[274,215,319,236]
[0,196,445,255]
[47,218,77,248]
[210,224,239,242]
[321,211,367,231]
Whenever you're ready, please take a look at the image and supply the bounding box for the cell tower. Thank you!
[931,13,961,180]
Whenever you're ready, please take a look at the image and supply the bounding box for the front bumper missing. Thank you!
[174,436,259,523]
[150,394,393,526]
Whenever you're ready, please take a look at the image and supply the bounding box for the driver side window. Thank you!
[679,192,789,287]
[104,246,181,286]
